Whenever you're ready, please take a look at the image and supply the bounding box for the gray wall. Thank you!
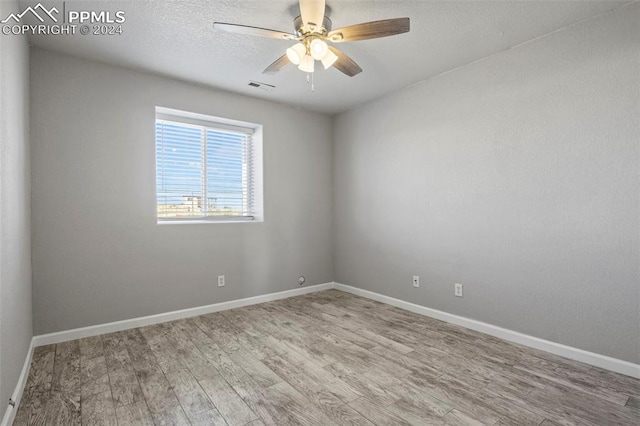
[333,4,639,363]
[0,0,33,417]
[30,48,333,334]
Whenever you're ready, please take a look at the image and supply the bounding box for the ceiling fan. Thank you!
[213,0,410,77]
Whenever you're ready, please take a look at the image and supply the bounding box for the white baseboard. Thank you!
[334,283,640,379]
[1,337,35,426]
[23,280,640,388]
[33,282,334,347]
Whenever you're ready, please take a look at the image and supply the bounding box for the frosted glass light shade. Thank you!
[310,39,329,60]
[321,49,338,69]
[286,43,306,65]
[298,54,315,73]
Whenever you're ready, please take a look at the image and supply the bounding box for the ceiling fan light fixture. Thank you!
[310,38,329,60]
[286,42,306,65]
[298,54,315,73]
[321,49,338,69]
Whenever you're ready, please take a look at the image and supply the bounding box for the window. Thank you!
[155,107,262,222]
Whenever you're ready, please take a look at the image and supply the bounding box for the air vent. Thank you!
[248,81,275,91]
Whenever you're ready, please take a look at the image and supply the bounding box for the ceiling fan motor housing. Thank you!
[294,15,332,36]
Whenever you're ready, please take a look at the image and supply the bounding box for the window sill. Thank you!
[157,219,261,225]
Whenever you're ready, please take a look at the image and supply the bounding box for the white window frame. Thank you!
[155,107,263,224]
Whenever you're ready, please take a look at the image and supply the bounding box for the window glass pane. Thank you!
[156,121,204,218]
[206,129,248,217]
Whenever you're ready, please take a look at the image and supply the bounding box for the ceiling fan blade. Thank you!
[328,17,410,42]
[329,46,362,77]
[213,22,297,40]
[299,0,325,30]
[263,54,291,74]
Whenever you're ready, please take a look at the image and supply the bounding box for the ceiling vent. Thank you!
[248,81,275,91]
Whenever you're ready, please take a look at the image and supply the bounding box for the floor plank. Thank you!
[198,369,259,426]
[348,397,414,425]
[78,336,104,361]
[80,356,110,399]
[48,341,81,424]
[81,390,117,425]
[164,368,215,420]
[135,364,190,424]
[114,400,154,425]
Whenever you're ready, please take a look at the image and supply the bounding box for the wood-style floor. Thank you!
[13,290,640,425]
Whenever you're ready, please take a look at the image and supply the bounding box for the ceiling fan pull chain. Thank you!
[311,71,315,92]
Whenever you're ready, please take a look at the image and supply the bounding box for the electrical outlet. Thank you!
[413,275,420,288]
[218,275,225,287]
[454,283,463,297]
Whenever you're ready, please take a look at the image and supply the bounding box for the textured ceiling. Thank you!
[22,0,630,114]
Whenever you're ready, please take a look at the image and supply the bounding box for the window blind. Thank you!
[156,117,254,220]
